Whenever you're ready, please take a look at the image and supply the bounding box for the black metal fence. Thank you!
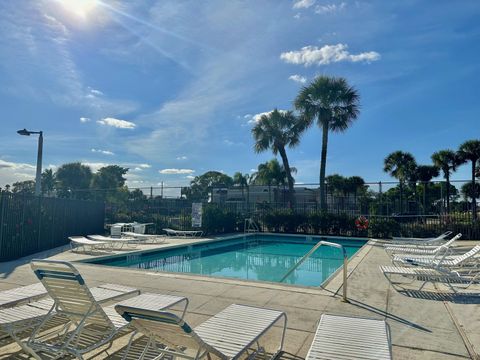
[0,193,105,261]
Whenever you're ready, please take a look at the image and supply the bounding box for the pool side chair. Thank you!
[0,282,139,359]
[306,314,392,360]
[115,303,287,360]
[163,228,203,238]
[88,234,138,249]
[121,231,166,244]
[69,236,110,253]
[385,233,461,255]
[392,245,480,270]
[390,231,452,245]
[0,283,47,309]
[381,265,480,292]
[27,260,187,360]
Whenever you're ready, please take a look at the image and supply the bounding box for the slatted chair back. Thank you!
[442,233,462,248]
[30,260,115,331]
[116,305,221,359]
[451,245,480,266]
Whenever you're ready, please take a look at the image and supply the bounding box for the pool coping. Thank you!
[74,232,373,294]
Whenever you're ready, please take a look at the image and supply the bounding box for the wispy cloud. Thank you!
[159,168,195,174]
[91,148,114,155]
[80,117,91,123]
[315,2,346,14]
[293,0,316,9]
[280,44,380,66]
[0,159,36,187]
[97,117,136,129]
[245,110,288,124]
[289,74,307,83]
[176,156,188,160]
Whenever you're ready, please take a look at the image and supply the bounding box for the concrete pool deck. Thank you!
[0,235,479,359]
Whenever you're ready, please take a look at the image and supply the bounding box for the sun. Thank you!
[58,0,98,19]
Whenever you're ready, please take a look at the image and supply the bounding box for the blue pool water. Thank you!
[86,234,367,287]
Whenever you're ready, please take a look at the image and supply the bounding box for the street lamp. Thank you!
[17,128,43,196]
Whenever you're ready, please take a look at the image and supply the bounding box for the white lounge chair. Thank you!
[88,234,138,249]
[121,231,166,243]
[69,236,110,253]
[163,228,203,237]
[392,245,480,269]
[306,314,392,360]
[390,231,452,245]
[115,303,287,360]
[381,265,480,292]
[26,260,188,359]
[0,283,47,309]
[385,233,461,254]
[0,281,139,359]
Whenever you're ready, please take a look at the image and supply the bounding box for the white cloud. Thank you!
[280,44,380,66]
[293,13,302,19]
[91,148,114,155]
[89,88,104,96]
[245,110,288,124]
[185,175,195,179]
[315,2,346,14]
[176,156,188,160]
[289,74,307,83]
[97,117,136,129]
[80,117,91,123]
[0,159,36,187]
[138,163,151,168]
[293,0,316,9]
[159,168,195,175]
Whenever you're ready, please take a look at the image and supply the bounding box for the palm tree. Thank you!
[415,165,440,214]
[251,159,293,203]
[383,151,417,213]
[431,150,459,213]
[457,140,480,221]
[41,169,56,196]
[252,109,302,206]
[233,172,250,204]
[294,76,360,210]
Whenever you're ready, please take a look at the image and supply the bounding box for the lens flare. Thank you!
[58,0,98,19]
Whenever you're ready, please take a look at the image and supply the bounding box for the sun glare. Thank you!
[58,0,98,19]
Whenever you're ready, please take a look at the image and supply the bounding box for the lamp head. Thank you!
[17,129,31,136]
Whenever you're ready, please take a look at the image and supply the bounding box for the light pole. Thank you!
[17,129,43,196]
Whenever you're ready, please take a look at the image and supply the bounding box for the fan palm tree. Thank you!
[415,165,440,214]
[457,140,480,221]
[251,159,294,203]
[252,109,302,206]
[233,172,250,203]
[383,151,417,213]
[294,76,360,210]
[431,150,459,213]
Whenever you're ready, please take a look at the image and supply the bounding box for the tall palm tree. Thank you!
[251,159,293,203]
[415,165,440,214]
[431,150,459,213]
[383,151,417,213]
[252,109,301,206]
[232,172,249,203]
[294,76,360,210]
[457,140,480,221]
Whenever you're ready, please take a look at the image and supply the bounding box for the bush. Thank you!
[368,218,401,238]
[202,206,239,235]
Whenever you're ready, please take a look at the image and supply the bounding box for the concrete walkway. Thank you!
[0,236,478,359]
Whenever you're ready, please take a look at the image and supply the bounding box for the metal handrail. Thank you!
[280,240,349,302]
[244,218,259,233]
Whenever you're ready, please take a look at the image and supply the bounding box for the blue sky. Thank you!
[0,0,479,193]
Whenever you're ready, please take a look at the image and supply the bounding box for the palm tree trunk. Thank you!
[278,146,295,209]
[472,162,477,221]
[319,122,329,210]
[446,175,450,214]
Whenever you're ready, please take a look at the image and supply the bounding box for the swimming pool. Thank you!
[85,234,367,287]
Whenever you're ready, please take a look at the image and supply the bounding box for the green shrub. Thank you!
[202,206,239,235]
[368,218,401,238]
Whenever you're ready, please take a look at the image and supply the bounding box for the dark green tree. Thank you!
[432,150,460,213]
[294,76,360,210]
[11,180,35,194]
[41,169,56,196]
[187,171,233,201]
[457,140,480,221]
[383,151,417,212]
[252,109,302,206]
[55,162,93,199]
[415,165,440,213]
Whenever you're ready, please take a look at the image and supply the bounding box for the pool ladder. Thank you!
[280,241,349,303]
[244,218,259,233]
